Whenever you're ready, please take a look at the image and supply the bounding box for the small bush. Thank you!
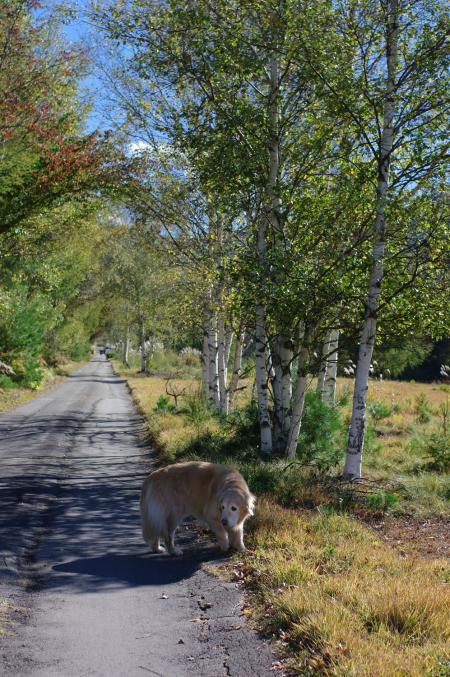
[410,431,450,473]
[364,424,382,457]
[71,340,91,361]
[366,491,399,512]
[0,374,16,390]
[367,400,392,420]
[239,461,284,496]
[414,393,433,424]
[223,401,261,456]
[296,392,345,473]
[424,433,450,472]
[182,391,211,430]
[154,395,175,414]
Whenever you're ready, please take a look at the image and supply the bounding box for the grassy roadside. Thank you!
[115,361,449,676]
[0,360,88,414]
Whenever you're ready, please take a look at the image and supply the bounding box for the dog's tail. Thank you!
[140,476,166,543]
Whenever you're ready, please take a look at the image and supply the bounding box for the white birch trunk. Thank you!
[207,313,220,411]
[225,326,233,384]
[323,329,339,407]
[273,335,293,453]
[255,303,272,454]
[201,314,210,400]
[280,335,293,445]
[344,0,399,479]
[316,335,330,397]
[271,342,283,451]
[217,312,228,415]
[255,51,281,456]
[228,327,245,411]
[139,318,146,373]
[123,326,130,367]
[285,343,309,460]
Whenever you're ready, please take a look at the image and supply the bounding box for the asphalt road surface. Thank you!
[0,357,276,677]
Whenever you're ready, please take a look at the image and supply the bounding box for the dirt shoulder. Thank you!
[366,514,450,559]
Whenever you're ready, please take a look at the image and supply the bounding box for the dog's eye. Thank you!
[231,506,237,511]
[221,505,225,510]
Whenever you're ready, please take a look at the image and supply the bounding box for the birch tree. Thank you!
[293,0,449,477]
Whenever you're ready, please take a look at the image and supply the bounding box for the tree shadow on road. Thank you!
[51,541,223,592]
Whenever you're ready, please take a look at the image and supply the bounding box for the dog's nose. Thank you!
[221,518,228,527]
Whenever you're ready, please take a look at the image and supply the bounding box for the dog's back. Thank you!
[140,461,239,521]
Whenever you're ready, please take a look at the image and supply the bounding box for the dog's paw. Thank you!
[233,543,246,552]
[170,547,183,556]
[153,545,165,553]
[218,542,230,552]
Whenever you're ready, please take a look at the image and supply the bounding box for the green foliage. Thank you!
[373,338,434,378]
[364,424,383,457]
[296,392,345,473]
[410,429,450,474]
[182,391,211,429]
[366,491,399,513]
[414,393,433,424]
[368,401,393,421]
[0,375,16,390]
[154,395,175,414]
[0,286,48,386]
[237,462,284,496]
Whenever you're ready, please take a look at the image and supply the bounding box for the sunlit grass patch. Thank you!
[246,499,450,676]
[118,365,450,674]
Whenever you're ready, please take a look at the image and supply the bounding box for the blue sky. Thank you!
[38,0,108,133]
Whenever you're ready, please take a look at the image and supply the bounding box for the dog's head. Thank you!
[219,489,256,529]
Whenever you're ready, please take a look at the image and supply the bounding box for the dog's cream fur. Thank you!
[140,461,255,556]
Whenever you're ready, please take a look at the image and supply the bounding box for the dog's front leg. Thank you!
[208,520,229,552]
[229,524,245,552]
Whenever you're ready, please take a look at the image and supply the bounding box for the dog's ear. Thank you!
[248,493,256,516]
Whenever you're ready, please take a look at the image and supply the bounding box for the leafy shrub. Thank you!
[0,374,16,390]
[424,433,450,473]
[223,401,261,456]
[71,340,91,361]
[179,430,227,462]
[180,402,260,463]
[154,395,175,414]
[364,424,383,457]
[182,391,211,430]
[410,431,450,473]
[368,400,392,420]
[414,393,433,424]
[239,462,284,496]
[366,491,399,512]
[296,391,345,473]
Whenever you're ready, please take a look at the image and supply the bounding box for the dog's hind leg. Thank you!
[150,536,165,553]
[164,516,183,556]
[142,519,165,553]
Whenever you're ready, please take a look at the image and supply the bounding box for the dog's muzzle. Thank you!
[221,518,228,527]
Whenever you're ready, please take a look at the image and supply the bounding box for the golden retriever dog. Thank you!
[140,461,255,556]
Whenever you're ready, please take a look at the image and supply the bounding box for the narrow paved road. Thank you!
[0,357,275,676]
